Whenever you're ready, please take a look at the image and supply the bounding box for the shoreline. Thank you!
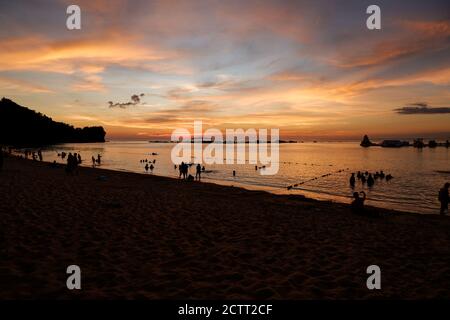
[1,156,450,299]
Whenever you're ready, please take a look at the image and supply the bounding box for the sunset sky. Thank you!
[0,0,449,140]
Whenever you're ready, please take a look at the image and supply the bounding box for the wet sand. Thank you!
[1,156,450,299]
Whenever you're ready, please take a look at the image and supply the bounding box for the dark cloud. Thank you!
[394,103,450,114]
[109,93,145,108]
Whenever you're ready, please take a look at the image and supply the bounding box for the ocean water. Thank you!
[27,141,450,214]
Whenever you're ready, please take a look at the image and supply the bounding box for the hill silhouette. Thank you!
[0,98,106,145]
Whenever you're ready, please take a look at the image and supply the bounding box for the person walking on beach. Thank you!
[196,163,201,180]
[351,191,366,215]
[438,183,450,215]
[92,156,96,168]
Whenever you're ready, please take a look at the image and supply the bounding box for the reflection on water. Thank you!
[31,141,450,214]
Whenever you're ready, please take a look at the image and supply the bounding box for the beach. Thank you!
[1,156,450,299]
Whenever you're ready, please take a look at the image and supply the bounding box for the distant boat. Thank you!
[381,140,409,148]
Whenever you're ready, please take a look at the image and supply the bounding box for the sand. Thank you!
[1,155,450,299]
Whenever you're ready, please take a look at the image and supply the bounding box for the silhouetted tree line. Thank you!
[0,98,106,145]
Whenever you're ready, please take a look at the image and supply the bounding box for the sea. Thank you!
[23,141,450,214]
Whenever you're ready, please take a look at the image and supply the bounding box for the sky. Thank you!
[0,0,449,140]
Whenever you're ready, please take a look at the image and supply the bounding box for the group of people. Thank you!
[66,152,82,174]
[176,162,205,181]
[349,170,393,188]
[24,150,43,161]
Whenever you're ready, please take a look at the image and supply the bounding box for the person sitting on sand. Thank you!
[438,183,450,215]
[351,191,366,215]
[349,173,356,188]
[196,163,201,180]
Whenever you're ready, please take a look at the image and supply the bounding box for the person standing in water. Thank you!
[349,173,356,188]
[438,183,450,215]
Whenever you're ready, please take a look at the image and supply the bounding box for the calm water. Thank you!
[29,141,450,214]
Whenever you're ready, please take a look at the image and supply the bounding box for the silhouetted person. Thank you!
[386,174,393,181]
[202,166,205,172]
[174,164,177,170]
[196,164,201,180]
[357,171,362,179]
[351,191,366,215]
[38,149,43,162]
[77,153,82,164]
[361,175,366,184]
[379,170,385,179]
[179,162,184,178]
[150,164,154,172]
[349,173,356,188]
[255,165,258,171]
[145,163,149,172]
[97,154,102,165]
[439,183,450,215]
[0,149,3,171]
[367,174,374,187]
[233,170,236,177]
[73,153,79,175]
[92,156,96,167]
[66,153,74,175]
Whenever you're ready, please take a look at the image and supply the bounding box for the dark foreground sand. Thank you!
[1,156,450,299]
